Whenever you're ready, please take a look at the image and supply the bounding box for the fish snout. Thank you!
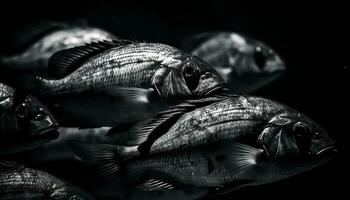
[195,72,228,96]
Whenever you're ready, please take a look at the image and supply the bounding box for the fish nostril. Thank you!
[201,72,212,79]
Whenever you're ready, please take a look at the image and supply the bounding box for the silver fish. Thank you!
[0,160,94,200]
[0,83,59,157]
[13,42,227,127]
[0,22,116,77]
[183,32,286,93]
[73,95,336,199]
[0,83,14,109]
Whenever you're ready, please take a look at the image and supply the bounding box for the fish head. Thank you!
[191,57,229,97]
[252,111,336,182]
[220,33,285,93]
[156,54,228,103]
[213,107,336,194]
[12,92,59,139]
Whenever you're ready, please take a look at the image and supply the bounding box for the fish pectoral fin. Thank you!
[218,141,263,173]
[48,39,134,79]
[104,87,157,104]
[136,171,185,192]
[137,178,176,191]
[69,141,124,178]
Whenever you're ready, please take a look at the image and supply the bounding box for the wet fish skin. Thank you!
[0,161,94,200]
[37,43,225,97]
[0,83,14,109]
[0,24,116,75]
[19,42,226,128]
[183,32,285,93]
[0,83,59,157]
[73,95,336,199]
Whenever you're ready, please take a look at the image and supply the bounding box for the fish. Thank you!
[0,84,59,157]
[6,41,227,128]
[0,21,116,77]
[182,32,286,94]
[72,95,336,199]
[0,83,14,109]
[0,160,94,200]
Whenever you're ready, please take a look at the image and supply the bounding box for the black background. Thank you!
[0,0,348,199]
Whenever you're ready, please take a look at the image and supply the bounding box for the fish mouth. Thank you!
[199,83,229,96]
[313,145,337,156]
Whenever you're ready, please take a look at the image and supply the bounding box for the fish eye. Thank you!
[293,122,310,137]
[15,103,28,118]
[183,62,200,91]
[293,122,312,154]
[254,46,268,69]
[183,62,198,77]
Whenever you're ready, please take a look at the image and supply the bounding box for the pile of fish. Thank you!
[0,22,336,200]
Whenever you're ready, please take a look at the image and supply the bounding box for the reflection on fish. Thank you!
[0,160,94,200]
[0,83,59,157]
[0,21,116,77]
[73,95,336,199]
[182,32,285,93]
[0,83,14,109]
[7,41,227,128]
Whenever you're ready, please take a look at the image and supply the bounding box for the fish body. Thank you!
[0,83,59,157]
[0,23,116,76]
[0,161,94,200]
[0,83,14,109]
[17,42,226,127]
[74,95,336,199]
[183,32,285,93]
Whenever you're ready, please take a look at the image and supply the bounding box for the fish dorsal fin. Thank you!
[106,95,228,150]
[136,95,228,155]
[48,39,135,79]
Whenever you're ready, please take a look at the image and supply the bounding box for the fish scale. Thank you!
[0,83,14,109]
[0,163,94,199]
[128,145,233,186]
[39,43,184,95]
[150,97,271,153]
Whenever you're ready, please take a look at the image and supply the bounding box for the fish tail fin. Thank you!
[70,141,126,178]
[0,68,44,94]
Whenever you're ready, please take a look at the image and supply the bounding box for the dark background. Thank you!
[0,0,348,199]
